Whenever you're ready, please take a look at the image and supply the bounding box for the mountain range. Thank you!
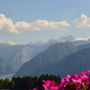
[15,41,90,77]
[0,41,56,76]
[0,37,90,77]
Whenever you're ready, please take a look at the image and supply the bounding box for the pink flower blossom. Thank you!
[31,70,90,90]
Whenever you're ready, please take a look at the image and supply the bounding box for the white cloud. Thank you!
[0,14,19,34]
[0,13,70,34]
[15,20,70,32]
[0,40,4,43]
[73,14,90,28]
[0,40,17,45]
[7,41,17,45]
[74,36,90,41]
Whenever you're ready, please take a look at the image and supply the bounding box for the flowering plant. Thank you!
[31,70,90,90]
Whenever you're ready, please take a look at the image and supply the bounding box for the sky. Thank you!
[0,0,90,44]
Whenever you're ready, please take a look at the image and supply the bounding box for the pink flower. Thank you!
[82,70,90,75]
[31,70,90,90]
[42,80,60,90]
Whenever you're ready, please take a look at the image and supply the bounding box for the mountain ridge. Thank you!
[15,42,78,76]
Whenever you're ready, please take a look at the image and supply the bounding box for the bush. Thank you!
[31,70,90,90]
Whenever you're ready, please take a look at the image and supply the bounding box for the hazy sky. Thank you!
[0,0,90,44]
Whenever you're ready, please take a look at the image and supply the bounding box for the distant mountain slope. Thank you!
[28,47,90,76]
[53,47,90,76]
[15,42,77,76]
[1,39,90,76]
[0,41,57,76]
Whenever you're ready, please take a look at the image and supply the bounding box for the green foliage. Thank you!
[0,74,61,90]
